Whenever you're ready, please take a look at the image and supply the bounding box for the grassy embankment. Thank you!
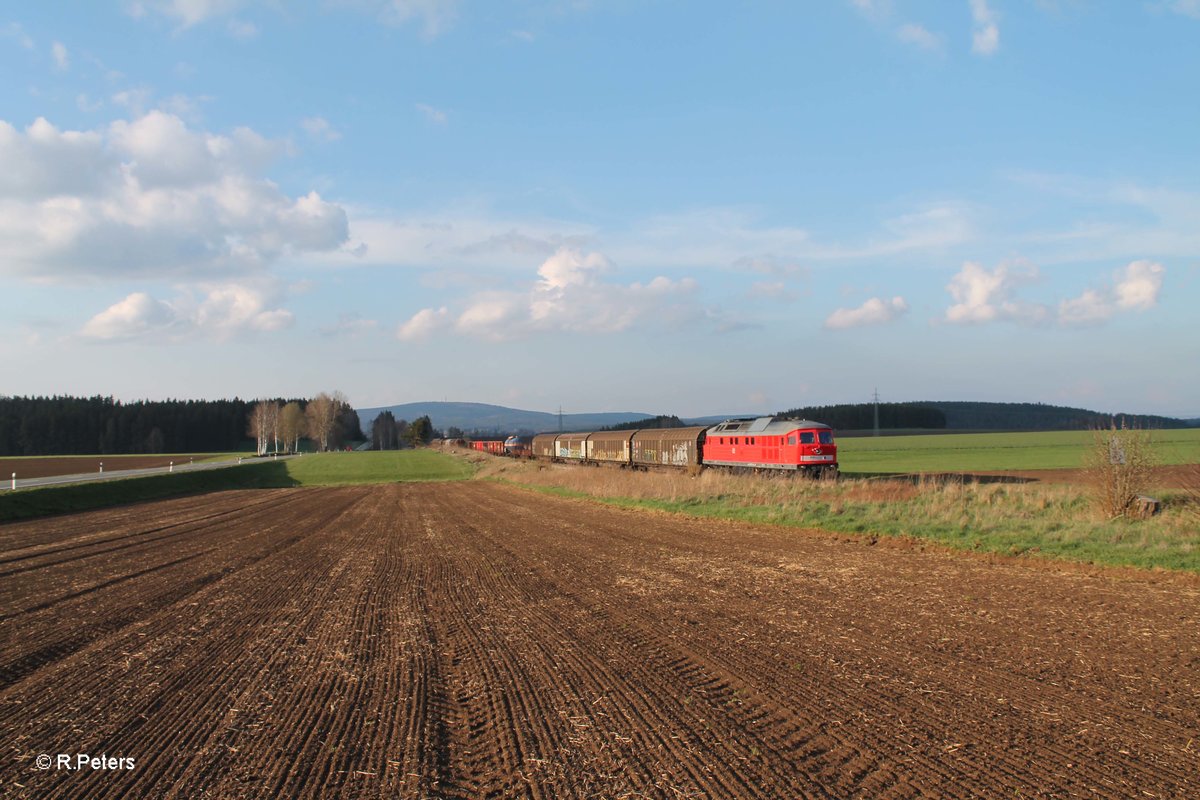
[461,430,1200,573]
[0,450,473,522]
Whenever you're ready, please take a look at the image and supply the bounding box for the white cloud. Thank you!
[1057,260,1165,325]
[400,247,701,342]
[51,41,69,71]
[970,0,1000,56]
[81,292,179,339]
[944,260,1047,324]
[301,116,342,141]
[825,296,908,329]
[1056,289,1112,326]
[397,306,450,341]
[81,282,293,341]
[415,103,448,125]
[945,258,1165,327]
[1113,259,1164,310]
[896,23,942,51]
[0,113,348,281]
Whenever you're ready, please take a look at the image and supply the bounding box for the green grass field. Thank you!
[282,451,474,485]
[0,450,472,522]
[836,428,1200,474]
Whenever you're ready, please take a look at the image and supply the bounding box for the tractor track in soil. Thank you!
[1,481,1197,798]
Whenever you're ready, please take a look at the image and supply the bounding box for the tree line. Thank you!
[0,394,363,456]
[773,403,947,430]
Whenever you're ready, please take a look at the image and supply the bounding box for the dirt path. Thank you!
[2,483,1197,798]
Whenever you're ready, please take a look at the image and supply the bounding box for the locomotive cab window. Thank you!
[819,431,833,444]
[787,435,796,445]
[800,432,815,444]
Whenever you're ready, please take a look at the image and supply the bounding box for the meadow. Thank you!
[836,428,1200,474]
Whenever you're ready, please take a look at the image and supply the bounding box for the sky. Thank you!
[1,1,1198,418]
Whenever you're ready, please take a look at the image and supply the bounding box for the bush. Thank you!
[1082,423,1156,519]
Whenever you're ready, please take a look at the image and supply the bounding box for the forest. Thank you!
[0,395,363,456]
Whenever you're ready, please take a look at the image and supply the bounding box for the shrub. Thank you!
[1082,423,1156,519]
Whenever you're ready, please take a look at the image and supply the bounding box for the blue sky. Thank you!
[1,1,1197,417]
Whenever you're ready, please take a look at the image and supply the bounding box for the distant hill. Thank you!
[356,402,656,436]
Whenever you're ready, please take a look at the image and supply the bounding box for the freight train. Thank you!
[514,417,837,477]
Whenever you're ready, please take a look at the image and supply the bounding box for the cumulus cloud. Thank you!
[1058,260,1165,325]
[0,112,348,280]
[945,259,1165,327]
[81,282,293,341]
[397,306,450,341]
[970,0,1000,56]
[1113,259,1164,310]
[944,260,1047,324]
[825,296,908,329]
[398,248,701,342]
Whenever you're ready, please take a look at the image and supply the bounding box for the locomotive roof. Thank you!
[706,416,831,434]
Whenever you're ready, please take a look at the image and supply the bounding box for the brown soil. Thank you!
[0,456,211,480]
[2,483,1197,798]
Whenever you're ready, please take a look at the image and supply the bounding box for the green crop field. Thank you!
[836,429,1200,474]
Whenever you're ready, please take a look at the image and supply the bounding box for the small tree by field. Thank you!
[305,393,337,452]
[407,415,434,448]
[278,402,304,453]
[1082,422,1157,518]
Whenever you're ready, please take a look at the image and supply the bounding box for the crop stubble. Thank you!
[1,482,1197,798]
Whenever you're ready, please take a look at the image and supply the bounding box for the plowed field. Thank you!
[3,483,1198,798]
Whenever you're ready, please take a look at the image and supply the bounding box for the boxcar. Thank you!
[531,433,558,459]
[630,427,706,469]
[586,430,637,464]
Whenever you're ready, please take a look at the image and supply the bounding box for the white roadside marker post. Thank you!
[99,461,104,474]
[170,461,174,473]
[10,472,14,490]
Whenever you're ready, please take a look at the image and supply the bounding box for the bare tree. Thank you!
[305,393,337,452]
[279,401,304,453]
[265,401,281,454]
[248,400,272,456]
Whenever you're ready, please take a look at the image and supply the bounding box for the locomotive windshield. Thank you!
[819,431,833,444]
